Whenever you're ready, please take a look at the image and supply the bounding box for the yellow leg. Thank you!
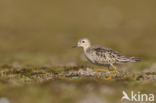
[106,64,116,79]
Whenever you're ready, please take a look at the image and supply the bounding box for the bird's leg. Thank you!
[106,64,116,79]
[90,67,110,72]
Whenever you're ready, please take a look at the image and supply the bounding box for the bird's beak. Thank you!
[72,44,78,48]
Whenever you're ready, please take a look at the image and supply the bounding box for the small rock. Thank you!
[78,67,95,76]
[73,77,79,79]
[46,77,53,80]
[139,75,156,81]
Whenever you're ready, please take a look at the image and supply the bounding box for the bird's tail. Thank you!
[130,57,141,62]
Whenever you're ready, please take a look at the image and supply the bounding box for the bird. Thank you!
[72,38,141,79]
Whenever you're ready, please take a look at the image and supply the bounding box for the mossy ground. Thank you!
[1,64,156,103]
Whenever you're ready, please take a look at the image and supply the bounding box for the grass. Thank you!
[0,0,156,103]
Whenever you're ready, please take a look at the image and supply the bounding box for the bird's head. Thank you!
[72,38,91,49]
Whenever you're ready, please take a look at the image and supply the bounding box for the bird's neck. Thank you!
[83,45,91,53]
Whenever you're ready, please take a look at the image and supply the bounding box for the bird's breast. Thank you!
[84,52,95,64]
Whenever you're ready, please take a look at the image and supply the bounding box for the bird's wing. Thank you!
[89,45,130,64]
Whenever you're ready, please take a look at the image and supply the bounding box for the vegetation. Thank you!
[0,0,156,103]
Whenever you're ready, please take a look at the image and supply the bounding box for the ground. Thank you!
[0,0,156,103]
[1,64,156,103]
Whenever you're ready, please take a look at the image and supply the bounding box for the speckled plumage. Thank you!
[85,45,141,67]
[72,38,141,79]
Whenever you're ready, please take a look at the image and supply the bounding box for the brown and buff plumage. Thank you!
[72,38,141,79]
[86,45,141,66]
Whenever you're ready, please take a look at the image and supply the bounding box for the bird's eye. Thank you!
[82,41,85,43]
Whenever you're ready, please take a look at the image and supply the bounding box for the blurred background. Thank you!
[0,0,156,67]
[1,1,156,103]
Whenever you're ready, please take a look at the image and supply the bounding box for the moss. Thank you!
[145,72,156,75]
[1,65,156,103]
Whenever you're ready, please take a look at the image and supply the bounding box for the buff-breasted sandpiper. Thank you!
[72,38,141,79]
